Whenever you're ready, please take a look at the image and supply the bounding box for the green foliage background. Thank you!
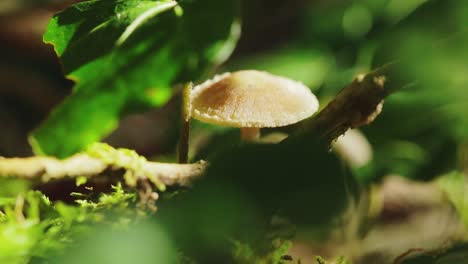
[0,0,468,263]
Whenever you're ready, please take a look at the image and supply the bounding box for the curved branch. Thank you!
[286,65,392,145]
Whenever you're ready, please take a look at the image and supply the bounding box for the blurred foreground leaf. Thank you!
[364,0,468,180]
[0,186,139,264]
[31,0,240,158]
[49,221,177,264]
[154,135,360,262]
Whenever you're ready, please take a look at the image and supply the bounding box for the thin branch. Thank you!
[393,248,425,264]
[286,64,393,145]
[0,154,207,187]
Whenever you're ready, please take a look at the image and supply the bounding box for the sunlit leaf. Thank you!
[31,0,240,158]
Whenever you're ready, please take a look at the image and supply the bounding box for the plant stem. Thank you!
[178,82,193,164]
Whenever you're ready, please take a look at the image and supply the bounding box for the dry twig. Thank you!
[0,154,206,187]
[288,65,391,145]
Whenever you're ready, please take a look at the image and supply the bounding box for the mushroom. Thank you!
[190,70,319,141]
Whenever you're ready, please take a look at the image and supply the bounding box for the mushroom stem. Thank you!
[241,127,260,142]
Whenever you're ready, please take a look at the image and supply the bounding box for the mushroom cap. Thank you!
[191,70,319,128]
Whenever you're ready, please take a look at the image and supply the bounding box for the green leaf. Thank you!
[49,221,177,264]
[31,0,240,158]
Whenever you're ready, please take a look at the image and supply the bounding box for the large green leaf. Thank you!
[30,0,240,158]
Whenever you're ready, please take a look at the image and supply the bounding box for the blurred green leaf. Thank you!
[342,3,373,39]
[161,128,361,261]
[204,137,358,231]
[362,0,468,180]
[31,0,240,158]
[0,191,58,263]
[158,179,263,262]
[0,178,30,198]
[369,140,428,179]
[0,186,142,263]
[377,0,468,139]
[383,0,430,25]
[155,134,359,262]
[49,221,177,264]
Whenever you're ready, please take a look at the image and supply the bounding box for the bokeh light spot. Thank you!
[342,4,373,39]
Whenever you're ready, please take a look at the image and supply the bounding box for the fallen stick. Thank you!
[0,152,207,187]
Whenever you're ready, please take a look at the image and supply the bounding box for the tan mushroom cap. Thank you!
[191,70,319,128]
